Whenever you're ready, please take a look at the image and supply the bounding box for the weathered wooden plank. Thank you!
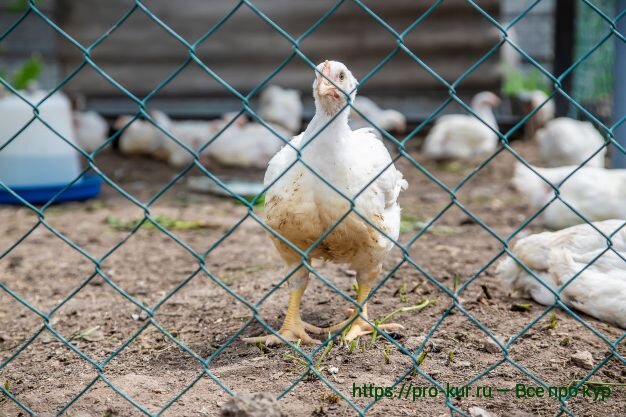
[53,0,501,110]
[57,20,499,62]
[60,54,500,96]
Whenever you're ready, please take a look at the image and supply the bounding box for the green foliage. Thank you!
[7,0,30,13]
[502,66,550,97]
[105,214,215,231]
[3,55,44,90]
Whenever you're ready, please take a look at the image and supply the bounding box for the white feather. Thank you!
[497,220,626,328]
[422,92,500,160]
[512,162,626,229]
[73,111,108,153]
[349,96,407,133]
[536,117,606,168]
[204,85,303,169]
[265,61,407,271]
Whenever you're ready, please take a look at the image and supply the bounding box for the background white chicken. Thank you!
[536,117,607,168]
[116,110,173,159]
[512,162,626,229]
[422,92,501,160]
[244,60,407,345]
[73,110,109,153]
[349,96,407,134]
[203,85,303,169]
[521,89,606,168]
[497,219,626,329]
[115,85,301,168]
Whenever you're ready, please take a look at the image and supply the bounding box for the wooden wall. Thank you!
[31,0,501,118]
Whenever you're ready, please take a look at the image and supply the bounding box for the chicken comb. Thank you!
[321,60,331,77]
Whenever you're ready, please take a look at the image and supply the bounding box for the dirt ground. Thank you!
[0,140,624,417]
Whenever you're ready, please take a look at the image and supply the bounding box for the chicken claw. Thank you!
[243,320,323,346]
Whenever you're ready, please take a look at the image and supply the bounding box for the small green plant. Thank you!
[447,350,454,365]
[452,275,461,293]
[379,298,434,327]
[7,0,30,13]
[383,345,391,364]
[313,340,333,373]
[511,303,533,312]
[396,282,408,303]
[547,312,559,330]
[10,55,43,90]
[502,66,550,97]
[0,380,11,406]
[1,55,44,91]
[320,391,340,404]
[234,194,265,207]
[67,325,104,342]
[417,349,429,366]
[255,341,267,353]
[348,339,357,354]
[105,214,215,231]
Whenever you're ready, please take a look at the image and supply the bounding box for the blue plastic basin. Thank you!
[0,175,102,205]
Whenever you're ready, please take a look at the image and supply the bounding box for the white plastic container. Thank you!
[0,90,81,187]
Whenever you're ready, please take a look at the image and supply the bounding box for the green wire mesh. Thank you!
[572,0,616,119]
[0,1,624,416]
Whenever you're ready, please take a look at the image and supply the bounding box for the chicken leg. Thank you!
[243,265,323,346]
[325,268,404,342]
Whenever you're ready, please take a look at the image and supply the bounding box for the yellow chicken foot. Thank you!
[243,285,322,346]
[323,284,404,342]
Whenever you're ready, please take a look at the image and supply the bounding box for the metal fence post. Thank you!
[554,0,576,117]
[613,0,626,168]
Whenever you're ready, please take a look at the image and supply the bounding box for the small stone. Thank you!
[483,337,502,354]
[328,366,339,374]
[469,406,498,417]
[453,361,471,369]
[571,350,594,370]
[132,310,149,321]
[405,335,443,352]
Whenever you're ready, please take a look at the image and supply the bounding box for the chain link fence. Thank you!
[0,0,625,416]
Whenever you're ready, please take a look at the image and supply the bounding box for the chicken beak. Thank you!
[317,81,337,97]
[316,60,338,98]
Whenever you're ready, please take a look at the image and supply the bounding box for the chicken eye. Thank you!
[339,72,345,81]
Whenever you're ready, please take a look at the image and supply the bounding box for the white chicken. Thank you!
[512,162,626,229]
[422,92,501,160]
[202,123,291,169]
[497,219,626,329]
[243,60,407,345]
[520,89,606,167]
[116,110,173,159]
[536,117,606,168]
[203,85,303,169]
[160,116,220,167]
[257,85,302,133]
[72,111,109,153]
[349,96,407,133]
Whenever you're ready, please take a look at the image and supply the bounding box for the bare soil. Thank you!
[1,141,624,417]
